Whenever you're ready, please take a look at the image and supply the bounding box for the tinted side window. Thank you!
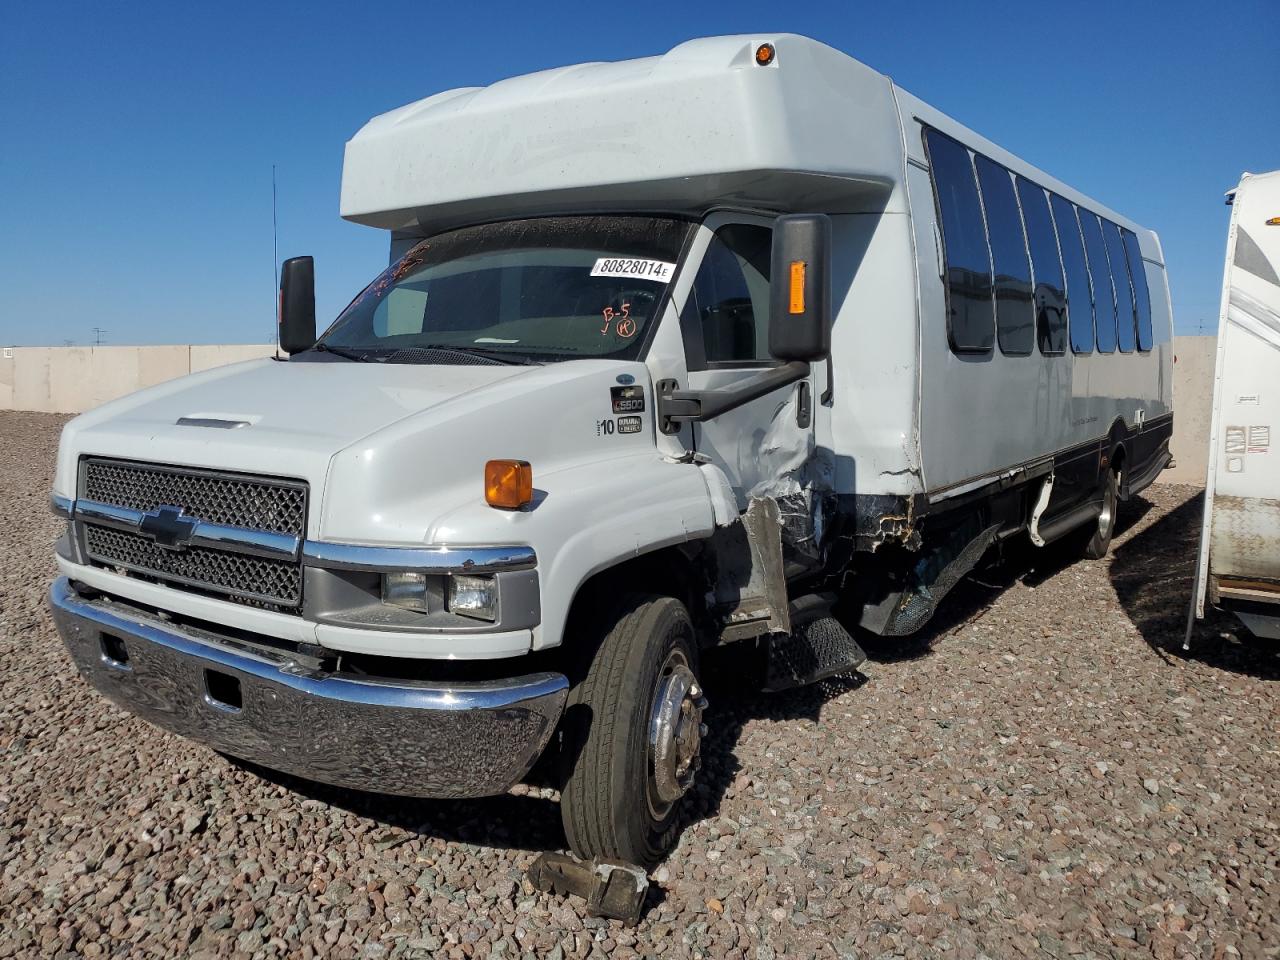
[975,157,1034,356]
[926,130,994,353]
[688,224,773,365]
[1050,195,1094,354]
[1014,176,1066,355]
[1080,212,1117,353]
[1122,229,1153,351]
[1104,220,1137,352]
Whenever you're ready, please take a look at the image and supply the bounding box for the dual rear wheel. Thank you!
[1078,467,1120,559]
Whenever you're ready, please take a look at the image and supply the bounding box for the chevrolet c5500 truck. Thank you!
[51,35,1172,867]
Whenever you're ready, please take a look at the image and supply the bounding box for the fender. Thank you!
[1103,415,1129,488]
[424,453,717,651]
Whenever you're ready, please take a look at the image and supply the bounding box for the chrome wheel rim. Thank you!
[1098,475,1117,539]
[646,650,706,820]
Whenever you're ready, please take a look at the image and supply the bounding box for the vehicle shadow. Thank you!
[1109,491,1280,680]
[223,755,571,854]
[682,666,867,834]
[846,503,1150,665]
[225,663,867,890]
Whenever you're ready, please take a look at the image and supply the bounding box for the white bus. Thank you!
[1188,169,1280,641]
[51,35,1172,866]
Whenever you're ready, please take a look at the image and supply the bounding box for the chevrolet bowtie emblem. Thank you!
[137,505,198,550]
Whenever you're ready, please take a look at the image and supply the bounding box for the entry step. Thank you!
[763,615,867,692]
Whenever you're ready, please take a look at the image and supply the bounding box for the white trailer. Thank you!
[1188,169,1280,641]
[49,35,1172,866]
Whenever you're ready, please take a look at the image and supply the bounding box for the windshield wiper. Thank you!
[412,344,543,366]
[311,343,376,362]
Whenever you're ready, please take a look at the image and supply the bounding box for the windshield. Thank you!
[315,216,693,363]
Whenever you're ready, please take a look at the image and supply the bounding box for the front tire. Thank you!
[559,594,705,868]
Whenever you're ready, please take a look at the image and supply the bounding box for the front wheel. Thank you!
[559,594,706,868]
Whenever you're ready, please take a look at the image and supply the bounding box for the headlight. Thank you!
[448,574,497,621]
[382,572,429,613]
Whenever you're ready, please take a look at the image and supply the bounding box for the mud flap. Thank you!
[858,519,1000,637]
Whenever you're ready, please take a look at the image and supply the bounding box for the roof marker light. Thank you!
[755,43,775,66]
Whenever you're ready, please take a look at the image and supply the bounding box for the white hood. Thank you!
[56,358,531,488]
[55,356,657,543]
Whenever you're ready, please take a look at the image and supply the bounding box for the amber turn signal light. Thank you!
[788,260,806,314]
[485,459,533,510]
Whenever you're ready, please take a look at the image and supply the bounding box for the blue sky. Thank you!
[1,1,1276,345]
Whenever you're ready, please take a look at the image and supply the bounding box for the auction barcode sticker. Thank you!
[591,257,676,283]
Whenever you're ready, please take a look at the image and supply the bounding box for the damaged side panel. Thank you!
[703,497,791,641]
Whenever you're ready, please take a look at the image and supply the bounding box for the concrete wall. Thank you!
[0,345,275,414]
[0,338,1218,486]
[1163,335,1217,486]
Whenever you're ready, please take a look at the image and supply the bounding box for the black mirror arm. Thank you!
[658,360,811,431]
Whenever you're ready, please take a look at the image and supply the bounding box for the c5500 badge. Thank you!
[610,385,645,414]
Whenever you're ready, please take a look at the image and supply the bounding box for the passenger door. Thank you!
[677,215,817,511]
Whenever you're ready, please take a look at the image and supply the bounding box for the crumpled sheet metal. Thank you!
[527,852,650,926]
[744,391,836,564]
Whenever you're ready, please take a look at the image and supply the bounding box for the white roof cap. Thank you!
[340,34,905,231]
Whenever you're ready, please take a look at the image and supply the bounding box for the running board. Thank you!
[763,614,867,692]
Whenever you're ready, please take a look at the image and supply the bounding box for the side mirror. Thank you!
[279,256,316,355]
[769,214,831,362]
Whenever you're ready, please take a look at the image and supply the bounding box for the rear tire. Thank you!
[1080,468,1119,559]
[559,594,704,868]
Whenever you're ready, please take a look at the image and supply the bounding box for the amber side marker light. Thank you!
[485,459,533,510]
[788,260,807,314]
[755,43,775,66]
[1266,216,1280,226]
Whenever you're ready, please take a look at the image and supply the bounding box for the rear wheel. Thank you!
[559,594,705,868]
[1080,468,1119,559]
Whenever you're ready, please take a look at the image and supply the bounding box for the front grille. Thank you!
[83,459,306,536]
[84,526,302,607]
[78,458,308,611]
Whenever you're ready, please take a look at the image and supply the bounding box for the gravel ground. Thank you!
[0,409,1276,959]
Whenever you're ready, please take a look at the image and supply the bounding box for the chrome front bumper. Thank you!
[49,578,568,798]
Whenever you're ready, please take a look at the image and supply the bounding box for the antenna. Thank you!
[272,164,280,355]
[92,327,107,346]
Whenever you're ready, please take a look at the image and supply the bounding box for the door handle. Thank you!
[796,381,812,428]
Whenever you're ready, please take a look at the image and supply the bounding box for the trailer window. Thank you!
[1079,212,1117,353]
[687,224,774,366]
[1105,220,1137,352]
[1050,195,1094,354]
[925,130,994,354]
[975,157,1034,356]
[1120,229,1153,351]
[1014,177,1066,356]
